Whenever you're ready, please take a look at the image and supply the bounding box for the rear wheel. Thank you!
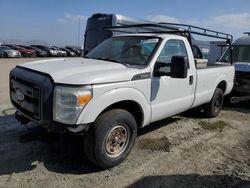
[204,88,224,118]
[83,109,137,169]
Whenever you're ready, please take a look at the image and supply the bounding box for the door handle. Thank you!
[189,75,193,85]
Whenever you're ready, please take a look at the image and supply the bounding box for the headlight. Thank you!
[53,85,92,124]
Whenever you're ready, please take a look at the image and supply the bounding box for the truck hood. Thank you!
[234,62,250,73]
[19,58,141,85]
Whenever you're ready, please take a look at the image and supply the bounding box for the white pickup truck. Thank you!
[10,24,234,168]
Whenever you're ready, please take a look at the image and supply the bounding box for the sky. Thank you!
[1,0,250,46]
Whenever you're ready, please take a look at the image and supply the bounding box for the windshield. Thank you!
[220,45,250,63]
[86,36,160,66]
[0,46,11,50]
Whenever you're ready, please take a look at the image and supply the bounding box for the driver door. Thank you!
[151,39,195,122]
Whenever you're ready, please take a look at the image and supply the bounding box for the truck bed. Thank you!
[192,63,235,108]
[196,59,231,69]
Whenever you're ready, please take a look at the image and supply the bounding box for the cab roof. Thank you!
[234,36,250,45]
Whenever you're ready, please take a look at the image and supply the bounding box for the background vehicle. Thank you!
[65,46,82,56]
[60,47,77,57]
[0,46,21,58]
[219,32,250,103]
[5,44,36,57]
[84,13,150,54]
[19,45,48,57]
[51,46,67,57]
[84,13,225,63]
[31,45,58,56]
[10,23,234,168]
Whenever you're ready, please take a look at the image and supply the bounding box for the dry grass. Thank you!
[198,120,228,130]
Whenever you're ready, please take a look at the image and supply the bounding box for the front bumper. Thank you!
[10,66,89,133]
[8,53,22,58]
[233,71,250,96]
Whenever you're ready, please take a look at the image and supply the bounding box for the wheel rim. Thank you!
[105,124,130,158]
[214,94,222,114]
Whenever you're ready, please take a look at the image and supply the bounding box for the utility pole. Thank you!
[78,17,80,48]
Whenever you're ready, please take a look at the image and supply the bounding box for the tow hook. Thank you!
[15,111,30,124]
[231,96,250,103]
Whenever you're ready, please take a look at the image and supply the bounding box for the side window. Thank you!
[155,39,188,75]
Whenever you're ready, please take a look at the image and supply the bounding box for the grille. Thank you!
[10,77,41,120]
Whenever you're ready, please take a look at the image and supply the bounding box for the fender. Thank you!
[214,70,233,95]
[204,74,227,102]
[192,66,234,108]
[76,87,151,126]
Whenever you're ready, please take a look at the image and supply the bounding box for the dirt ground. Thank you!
[0,58,250,188]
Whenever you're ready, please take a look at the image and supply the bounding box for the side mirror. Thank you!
[170,56,188,78]
[154,62,170,77]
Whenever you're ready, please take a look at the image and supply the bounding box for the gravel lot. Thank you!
[0,58,250,188]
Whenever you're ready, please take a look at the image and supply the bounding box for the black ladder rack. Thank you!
[105,23,233,64]
[105,23,233,41]
[159,22,233,41]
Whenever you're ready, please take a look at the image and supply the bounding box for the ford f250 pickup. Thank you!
[9,23,234,168]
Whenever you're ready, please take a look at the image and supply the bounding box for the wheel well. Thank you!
[217,81,227,93]
[101,100,143,128]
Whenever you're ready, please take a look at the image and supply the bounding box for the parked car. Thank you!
[31,45,58,57]
[60,47,77,57]
[10,23,234,169]
[0,46,21,58]
[65,46,82,56]
[19,45,48,57]
[219,33,250,103]
[51,46,67,57]
[5,44,36,57]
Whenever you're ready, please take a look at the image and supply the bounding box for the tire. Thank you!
[3,52,8,58]
[83,109,137,169]
[31,53,37,58]
[204,88,224,118]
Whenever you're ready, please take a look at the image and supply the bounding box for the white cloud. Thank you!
[147,13,250,30]
[146,13,250,38]
[147,15,180,23]
[209,13,250,29]
[57,13,87,23]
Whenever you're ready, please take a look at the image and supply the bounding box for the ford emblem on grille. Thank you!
[15,89,25,101]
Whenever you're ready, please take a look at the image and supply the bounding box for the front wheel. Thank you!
[204,88,224,118]
[3,52,8,58]
[83,109,137,169]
